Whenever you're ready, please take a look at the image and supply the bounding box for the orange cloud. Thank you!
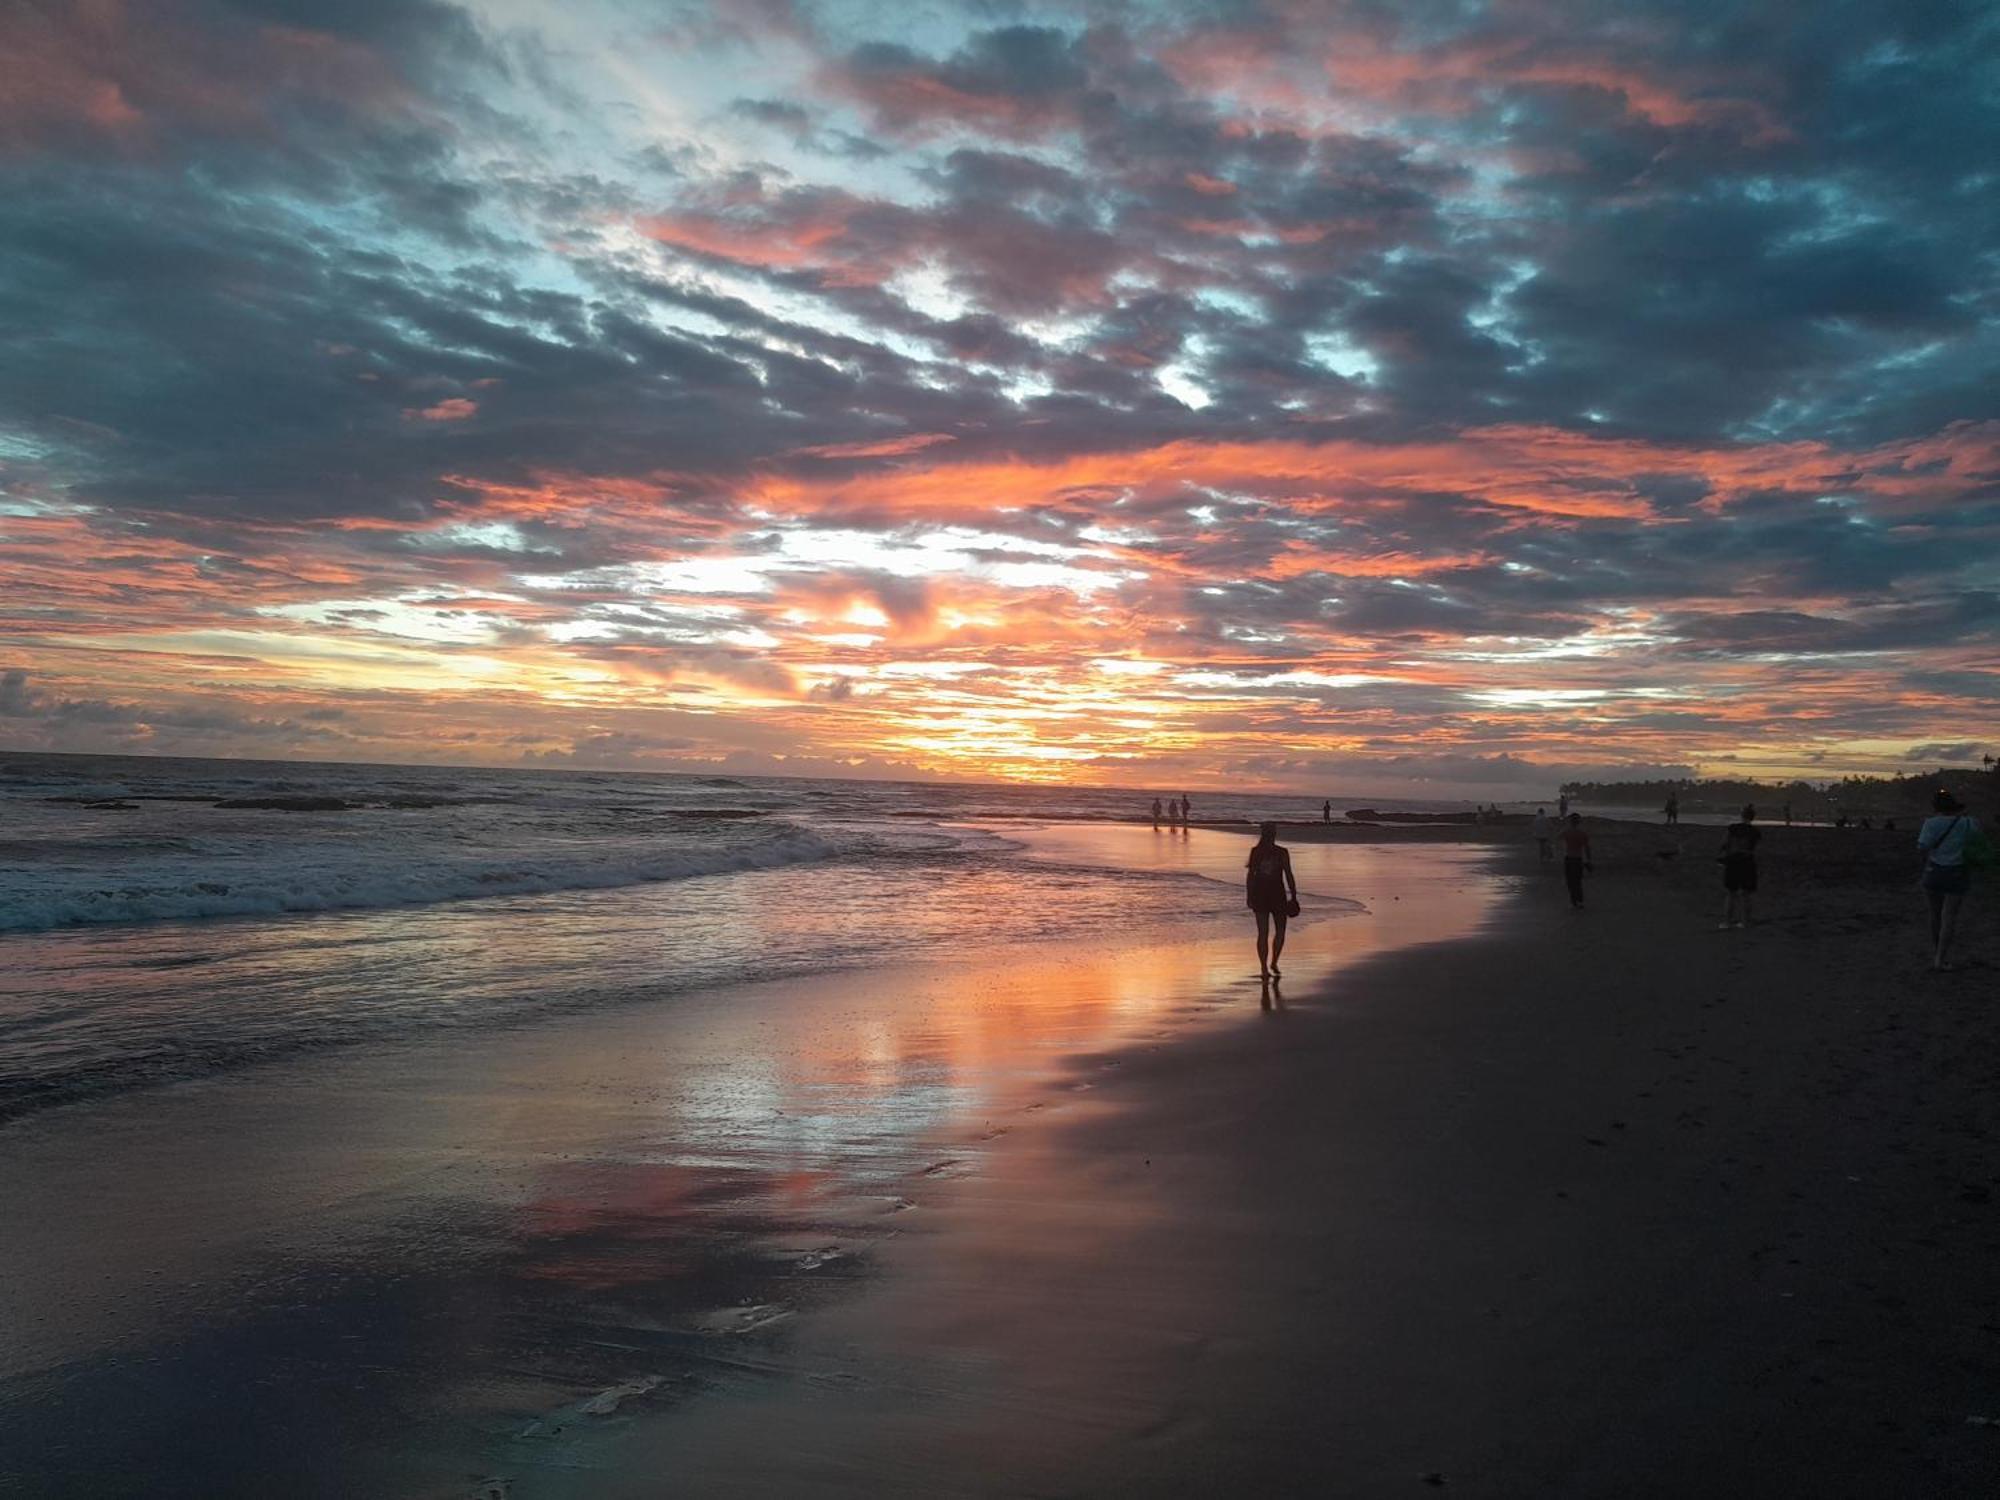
[792,422,1992,524]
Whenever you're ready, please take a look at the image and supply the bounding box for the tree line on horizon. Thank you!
[1560,758,1996,814]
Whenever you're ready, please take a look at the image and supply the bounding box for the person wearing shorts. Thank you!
[1917,790,1976,970]
[1719,804,1761,929]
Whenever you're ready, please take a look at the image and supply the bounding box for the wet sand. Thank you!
[0,829,1500,1496]
[526,820,2000,1498]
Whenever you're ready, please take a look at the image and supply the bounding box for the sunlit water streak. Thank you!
[0,753,1500,1120]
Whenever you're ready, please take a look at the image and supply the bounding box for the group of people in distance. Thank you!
[1172,786,1982,990]
[1531,789,1985,970]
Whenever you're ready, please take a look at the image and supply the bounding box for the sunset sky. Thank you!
[2,0,1996,795]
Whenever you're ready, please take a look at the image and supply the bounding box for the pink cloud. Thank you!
[1158,19,1789,147]
[0,0,405,154]
[405,398,478,423]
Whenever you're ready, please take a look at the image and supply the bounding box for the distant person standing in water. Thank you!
[1559,792,1570,819]
[1179,793,1192,826]
[1719,804,1760,929]
[1917,790,1977,970]
[1246,821,1299,979]
[1561,814,1591,908]
[1665,792,1679,826]
[1322,799,1332,823]
[1151,797,1163,828]
[1531,807,1553,861]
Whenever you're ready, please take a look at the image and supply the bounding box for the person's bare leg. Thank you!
[1255,910,1271,976]
[1269,913,1287,976]
[1741,893,1754,927]
[1936,891,1964,969]
[1928,889,1946,950]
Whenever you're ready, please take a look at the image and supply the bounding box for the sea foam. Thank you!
[0,825,836,932]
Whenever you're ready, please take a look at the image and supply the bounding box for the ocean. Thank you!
[0,751,1451,1123]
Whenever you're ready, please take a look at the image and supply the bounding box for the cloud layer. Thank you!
[2,0,1996,792]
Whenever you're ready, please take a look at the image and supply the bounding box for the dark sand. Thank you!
[534,821,2000,1497]
[5,820,1995,1496]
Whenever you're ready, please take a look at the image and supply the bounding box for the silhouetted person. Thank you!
[1783,802,1793,826]
[1664,792,1679,825]
[1918,790,1976,970]
[1179,793,1191,827]
[1561,813,1591,907]
[1558,792,1570,818]
[1531,807,1553,861]
[1322,799,1332,823]
[1151,797,1163,828]
[1246,820,1298,980]
[1719,803,1760,929]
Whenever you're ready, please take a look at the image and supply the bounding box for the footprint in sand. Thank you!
[516,1375,664,1439]
[699,1303,793,1336]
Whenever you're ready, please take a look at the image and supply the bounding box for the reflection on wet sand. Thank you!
[0,833,1503,1496]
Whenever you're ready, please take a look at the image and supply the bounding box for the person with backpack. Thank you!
[1917,789,1986,970]
[1718,804,1761,929]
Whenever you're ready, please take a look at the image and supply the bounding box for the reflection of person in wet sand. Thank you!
[1246,821,1299,980]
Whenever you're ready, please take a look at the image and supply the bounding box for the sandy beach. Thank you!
[3,818,1995,1497]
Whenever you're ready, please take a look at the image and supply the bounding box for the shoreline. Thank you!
[0,835,1503,1496]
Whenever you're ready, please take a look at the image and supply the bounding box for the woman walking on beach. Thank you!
[1560,814,1592,908]
[1718,804,1760,929]
[1917,790,1978,970]
[1246,822,1299,980]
